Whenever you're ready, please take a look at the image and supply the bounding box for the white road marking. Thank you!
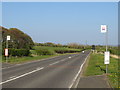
[49,61,60,66]
[36,67,44,70]
[9,76,16,79]
[2,55,77,69]
[69,52,90,88]
[2,56,58,70]
[49,57,70,66]
[68,57,71,59]
[2,67,11,69]
[0,67,44,85]
[48,56,76,66]
[61,58,67,62]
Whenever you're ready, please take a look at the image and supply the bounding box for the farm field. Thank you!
[2,46,83,64]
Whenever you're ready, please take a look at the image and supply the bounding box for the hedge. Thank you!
[35,48,55,55]
[8,48,30,57]
[54,49,81,54]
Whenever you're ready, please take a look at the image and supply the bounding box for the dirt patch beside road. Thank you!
[110,54,119,59]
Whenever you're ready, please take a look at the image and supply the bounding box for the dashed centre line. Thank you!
[49,61,60,66]
[49,57,71,66]
[1,54,79,86]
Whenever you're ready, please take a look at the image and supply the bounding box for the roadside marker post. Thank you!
[104,51,110,74]
[101,25,109,74]
[5,48,8,57]
[6,35,10,63]
[104,51,110,65]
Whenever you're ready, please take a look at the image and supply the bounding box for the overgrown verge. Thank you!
[84,53,118,88]
[2,55,58,64]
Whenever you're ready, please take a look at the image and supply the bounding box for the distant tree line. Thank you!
[34,42,90,49]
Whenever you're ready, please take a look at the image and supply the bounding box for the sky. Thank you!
[2,2,118,45]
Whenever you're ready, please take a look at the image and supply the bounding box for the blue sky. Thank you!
[2,2,118,45]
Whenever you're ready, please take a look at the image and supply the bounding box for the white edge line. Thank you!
[9,76,16,79]
[0,67,44,85]
[69,52,90,88]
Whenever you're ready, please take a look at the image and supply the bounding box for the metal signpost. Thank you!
[5,35,10,63]
[101,25,110,74]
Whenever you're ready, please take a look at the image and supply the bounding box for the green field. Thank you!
[31,46,82,55]
[33,46,82,52]
[84,53,118,88]
[2,46,82,64]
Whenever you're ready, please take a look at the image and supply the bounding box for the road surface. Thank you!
[2,50,90,88]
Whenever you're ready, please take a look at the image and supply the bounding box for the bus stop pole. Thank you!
[6,39,8,63]
[106,26,108,74]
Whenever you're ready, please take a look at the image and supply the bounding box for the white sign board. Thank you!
[104,51,110,64]
[7,36,10,40]
[5,48,8,56]
[101,25,107,33]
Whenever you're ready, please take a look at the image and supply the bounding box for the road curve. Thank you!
[2,50,90,88]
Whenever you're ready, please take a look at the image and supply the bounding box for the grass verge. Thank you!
[2,55,58,64]
[2,52,80,64]
[84,53,118,88]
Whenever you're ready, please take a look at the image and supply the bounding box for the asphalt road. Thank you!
[2,50,90,88]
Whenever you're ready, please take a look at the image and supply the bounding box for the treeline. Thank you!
[35,49,81,55]
[34,42,91,49]
[1,26,34,57]
[32,42,90,56]
[1,26,34,49]
[1,26,91,57]
[32,46,82,56]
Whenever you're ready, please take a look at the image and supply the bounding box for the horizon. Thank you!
[1,26,118,46]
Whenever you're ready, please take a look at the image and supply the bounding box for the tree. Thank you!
[1,26,34,50]
[67,43,83,49]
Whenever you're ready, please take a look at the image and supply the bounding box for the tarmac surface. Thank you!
[2,50,111,89]
[77,75,111,88]
[2,51,90,88]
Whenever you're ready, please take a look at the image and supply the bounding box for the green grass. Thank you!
[33,46,82,52]
[96,46,119,55]
[107,57,118,88]
[2,51,81,64]
[32,46,82,55]
[84,53,105,76]
[2,46,82,64]
[84,53,118,88]
[2,55,58,64]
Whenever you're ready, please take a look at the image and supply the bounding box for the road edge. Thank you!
[2,53,80,69]
[70,51,91,88]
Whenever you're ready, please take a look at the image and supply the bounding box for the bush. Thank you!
[109,49,118,55]
[54,48,81,54]
[8,48,30,57]
[33,46,82,55]
[35,48,55,55]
